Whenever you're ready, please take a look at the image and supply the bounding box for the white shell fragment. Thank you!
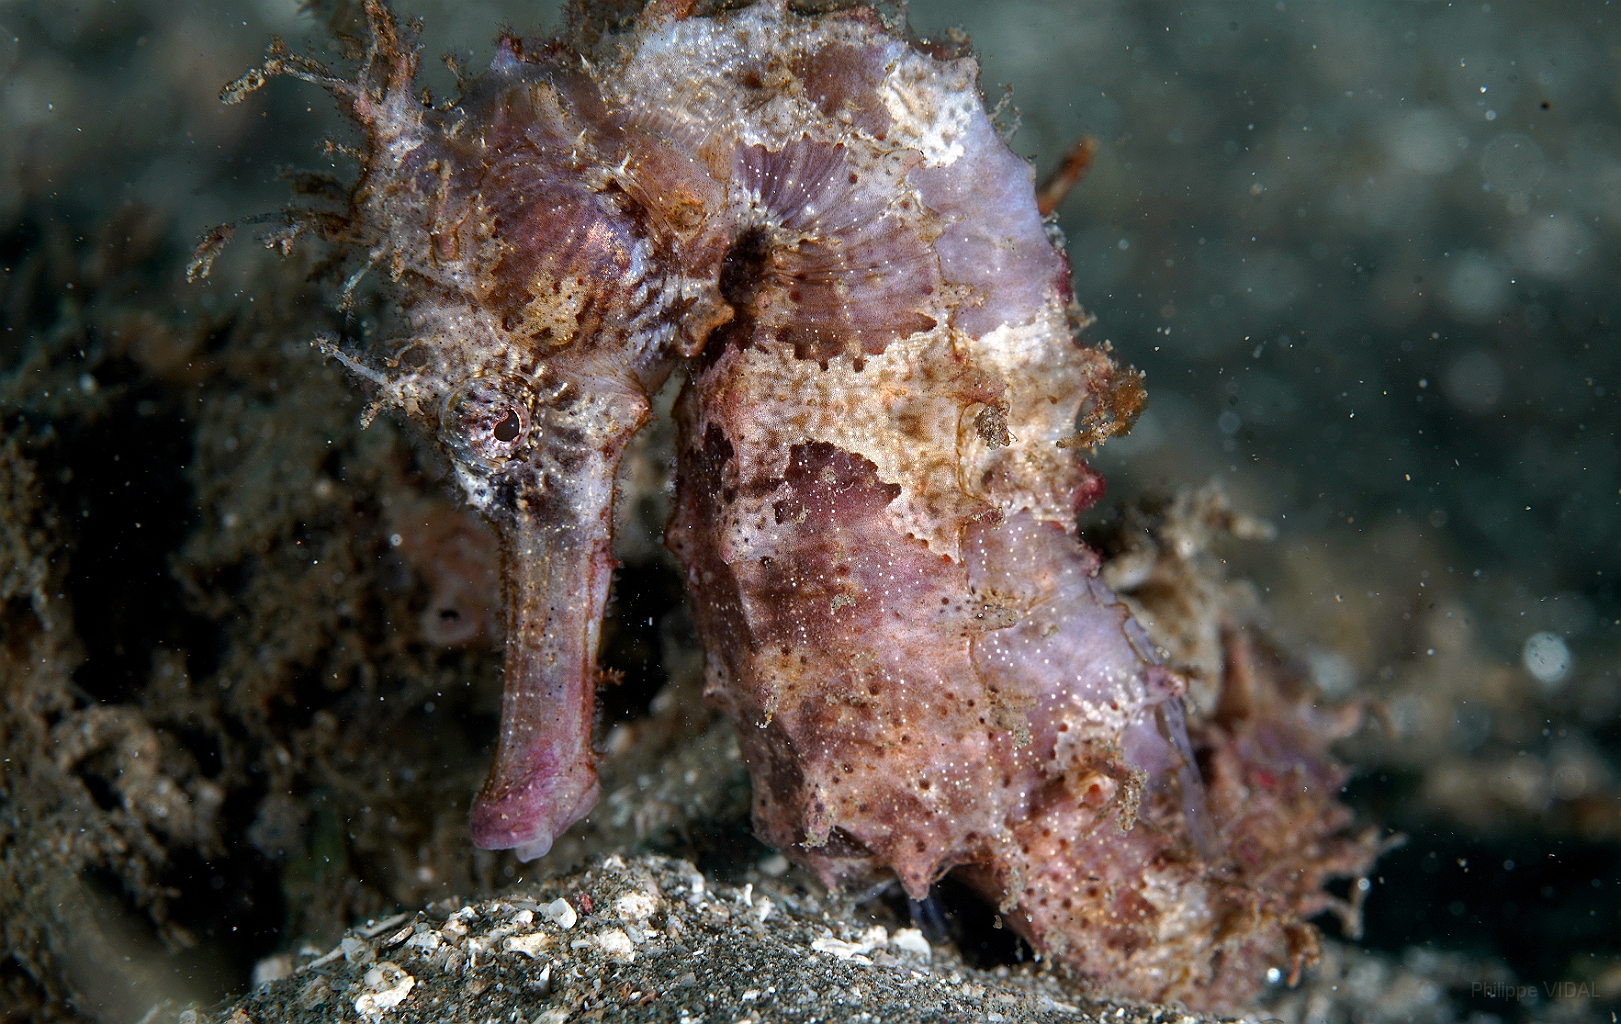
[544,898,578,930]
[504,932,551,958]
[353,963,415,1021]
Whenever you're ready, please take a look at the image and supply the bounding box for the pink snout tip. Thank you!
[469,762,600,862]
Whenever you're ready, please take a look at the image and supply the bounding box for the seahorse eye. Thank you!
[491,408,522,443]
[443,376,532,464]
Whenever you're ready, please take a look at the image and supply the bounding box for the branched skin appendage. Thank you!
[219,0,1377,1006]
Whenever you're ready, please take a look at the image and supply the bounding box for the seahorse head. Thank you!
[296,25,689,858]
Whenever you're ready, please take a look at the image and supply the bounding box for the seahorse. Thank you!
[204,0,1377,1006]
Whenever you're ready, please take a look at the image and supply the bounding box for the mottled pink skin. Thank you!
[966,513,1215,850]
[910,111,1074,337]
[667,433,1203,897]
